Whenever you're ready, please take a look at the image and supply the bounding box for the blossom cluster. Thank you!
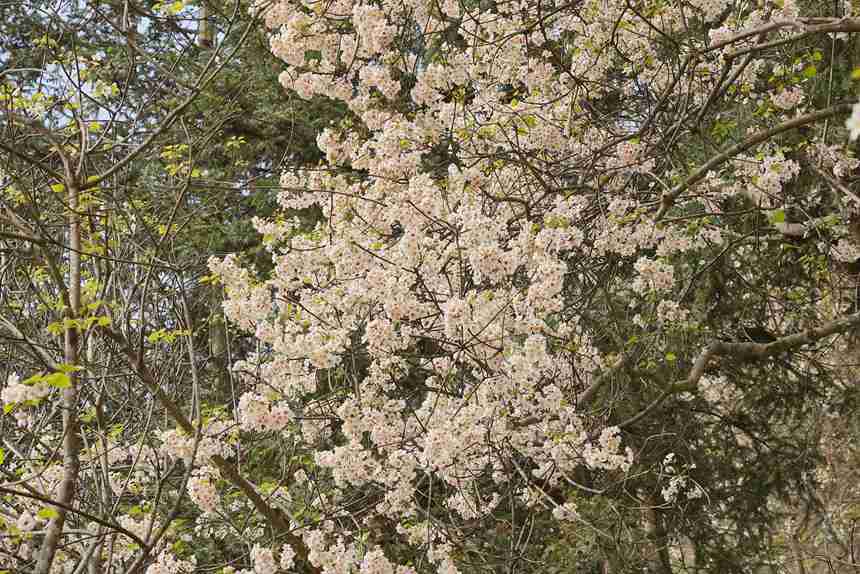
[1,373,52,426]
[660,453,705,504]
[158,419,231,463]
[145,552,196,574]
[770,87,805,111]
[187,466,220,513]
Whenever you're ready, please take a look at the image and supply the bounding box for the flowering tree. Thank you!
[0,0,332,572]
[4,0,860,573]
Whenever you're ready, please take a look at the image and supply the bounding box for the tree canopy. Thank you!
[2,0,860,573]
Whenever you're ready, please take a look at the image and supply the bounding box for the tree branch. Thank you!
[655,103,853,221]
[615,312,860,432]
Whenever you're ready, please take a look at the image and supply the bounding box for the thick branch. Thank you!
[706,17,860,53]
[616,312,860,431]
[705,312,860,362]
[655,103,852,220]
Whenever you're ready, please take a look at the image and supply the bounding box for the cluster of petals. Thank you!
[1,373,51,407]
[159,421,230,463]
[187,466,220,513]
[145,552,196,574]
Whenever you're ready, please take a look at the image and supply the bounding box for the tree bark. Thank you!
[35,182,82,574]
[198,1,212,48]
[644,494,673,574]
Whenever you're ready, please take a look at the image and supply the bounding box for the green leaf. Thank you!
[43,372,71,388]
[80,407,97,424]
[50,183,65,193]
[665,352,677,362]
[22,373,45,385]
[46,321,64,336]
[147,329,166,344]
[37,507,59,520]
[769,210,786,224]
[852,67,860,80]
[0,447,5,465]
[55,363,83,374]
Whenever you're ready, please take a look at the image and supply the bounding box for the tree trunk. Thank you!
[35,182,82,574]
[198,1,212,49]
[644,495,673,574]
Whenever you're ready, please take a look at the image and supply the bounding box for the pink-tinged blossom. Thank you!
[1,373,51,406]
[708,25,734,45]
[16,511,38,531]
[145,552,196,574]
[771,87,804,110]
[280,544,296,570]
[304,528,359,574]
[583,427,634,471]
[187,466,220,513]
[359,548,397,574]
[832,237,860,263]
[633,257,675,292]
[811,143,860,178]
[730,149,800,206]
[159,423,230,463]
[251,546,278,574]
[551,502,579,522]
[352,4,395,55]
[656,300,690,325]
[359,65,399,100]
